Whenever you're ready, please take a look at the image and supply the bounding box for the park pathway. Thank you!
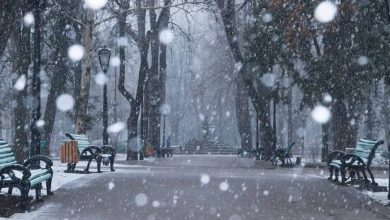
[20,155,390,220]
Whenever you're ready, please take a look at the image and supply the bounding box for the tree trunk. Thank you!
[332,98,349,151]
[235,79,252,150]
[10,6,31,162]
[75,10,94,134]
[365,94,375,139]
[287,82,293,145]
[216,0,276,159]
[43,57,67,155]
[382,82,390,151]
[0,1,14,57]
[117,1,149,159]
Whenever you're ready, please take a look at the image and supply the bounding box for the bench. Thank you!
[161,147,173,157]
[0,139,53,208]
[64,133,115,173]
[271,143,295,166]
[237,148,261,158]
[328,138,384,187]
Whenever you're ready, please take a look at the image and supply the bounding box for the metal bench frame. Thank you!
[271,143,295,166]
[0,140,53,208]
[65,133,115,173]
[328,139,384,187]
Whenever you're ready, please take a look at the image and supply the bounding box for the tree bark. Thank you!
[0,0,17,57]
[10,4,31,162]
[332,98,349,151]
[216,0,276,159]
[43,18,68,154]
[76,10,94,134]
[235,79,252,150]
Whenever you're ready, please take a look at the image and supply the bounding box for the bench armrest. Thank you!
[23,155,53,169]
[101,145,115,155]
[327,150,345,164]
[81,145,103,157]
[0,164,31,181]
[342,153,366,167]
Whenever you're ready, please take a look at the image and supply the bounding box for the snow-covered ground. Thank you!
[362,179,390,206]
[1,154,133,197]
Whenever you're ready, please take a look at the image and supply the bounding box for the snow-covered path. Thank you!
[10,155,390,219]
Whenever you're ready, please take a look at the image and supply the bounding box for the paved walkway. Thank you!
[21,155,390,220]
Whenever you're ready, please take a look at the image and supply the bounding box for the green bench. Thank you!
[328,138,384,188]
[65,133,115,173]
[271,143,295,166]
[0,139,53,208]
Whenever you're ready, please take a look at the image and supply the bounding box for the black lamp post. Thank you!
[30,0,45,158]
[98,46,111,145]
[388,143,390,201]
[160,104,171,148]
[256,115,260,160]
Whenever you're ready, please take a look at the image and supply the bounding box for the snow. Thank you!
[107,122,126,133]
[159,29,174,45]
[219,181,229,191]
[135,193,148,207]
[260,73,275,87]
[314,1,338,23]
[311,105,331,124]
[152,200,160,208]
[36,119,45,127]
[262,13,273,23]
[160,103,171,115]
[94,72,107,85]
[23,12,34,27]
[67,44,84,62]
[357,56,369,66]
[200,174,210,185]
[323,93,332,103]
[13,75,27,91]
[55,94,75,112]
[362,179,389,206]
[110,56,120,67]
[84,0,107,10]
[108,181,115,190]
[117,37,128,47]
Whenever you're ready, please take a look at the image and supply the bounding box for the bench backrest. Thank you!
[355,138,383,167]
[65,133,91,153]
[285,142,295,155]
[0,140,17,169]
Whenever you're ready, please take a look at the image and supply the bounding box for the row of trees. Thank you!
[1,0,390,162]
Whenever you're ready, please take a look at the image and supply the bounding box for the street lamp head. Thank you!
[98,46,111,73]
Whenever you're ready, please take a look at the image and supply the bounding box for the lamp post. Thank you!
[98,46,111,145]
[256,114,260,160]
[388,143,390,201]
[160,104,171,148]
[30,0,45,158]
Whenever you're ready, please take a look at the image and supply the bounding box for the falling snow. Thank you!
[314,1,337,23]
[68,44,84,62]
[56,94,75,112]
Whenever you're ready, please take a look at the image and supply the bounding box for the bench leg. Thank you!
[110,156,115,172]
[8,187,13,195]
[366,168,377,186]
[340,167,347,185]
[46,177,54,195]
[85,159,92,173]
[328,167,334,180]
[35,183,42,201]
[96,156,102,173]
[334,169,339,182]
[21,185,30,210]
